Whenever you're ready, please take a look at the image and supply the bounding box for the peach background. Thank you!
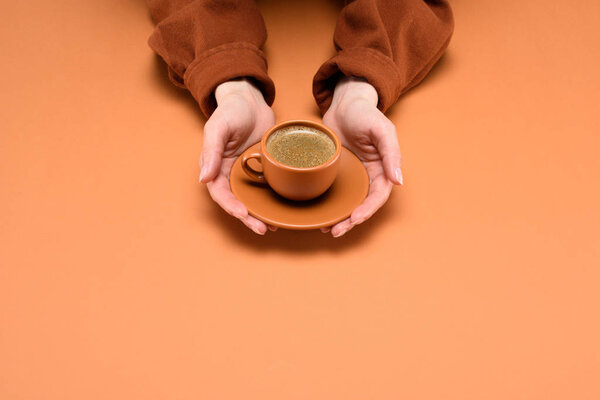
[1,0,599,398]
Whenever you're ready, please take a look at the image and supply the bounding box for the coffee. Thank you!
[266,125,336,168]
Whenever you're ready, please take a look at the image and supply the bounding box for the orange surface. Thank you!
[1,0,599,398]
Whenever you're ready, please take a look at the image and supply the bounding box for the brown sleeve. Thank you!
[313,0,454,115]
[146,0,275,117]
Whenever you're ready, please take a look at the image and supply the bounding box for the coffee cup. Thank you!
[241,120,341,201]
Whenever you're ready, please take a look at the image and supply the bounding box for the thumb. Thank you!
[199,110,228,183]
[372,117,403,185]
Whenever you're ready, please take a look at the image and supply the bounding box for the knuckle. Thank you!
[376,118,395,134]
[204,117,226,137]
[203,119,217,134]
[383,119,396,133]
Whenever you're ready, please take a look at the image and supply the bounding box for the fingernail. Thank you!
[199,166,206,182]
[395,168,403,185]
[333,231,344,238]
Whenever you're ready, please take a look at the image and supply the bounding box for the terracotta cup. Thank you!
[241,120,341,201]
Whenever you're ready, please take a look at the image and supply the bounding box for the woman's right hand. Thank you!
[199,78,276,234]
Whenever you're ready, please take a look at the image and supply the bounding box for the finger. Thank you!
[330,162,392,237]
[206,159,268,235]
[371,117,403,185]
[350,168,392,224]
[240,214,268,235]
[206,177,246,219]
[267,225,278,231]
[330,217,352,238]
[200,109,228,183]
[320,227,331,233]
[208,178,268,235]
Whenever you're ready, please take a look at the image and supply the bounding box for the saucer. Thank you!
[230,143,369,230]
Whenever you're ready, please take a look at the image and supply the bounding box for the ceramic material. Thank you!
[241,120,341,201]
[231,143,369,230]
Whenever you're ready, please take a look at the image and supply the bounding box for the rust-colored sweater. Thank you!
[146,0,454,117]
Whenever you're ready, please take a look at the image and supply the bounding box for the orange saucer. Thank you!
[230,143,369,230]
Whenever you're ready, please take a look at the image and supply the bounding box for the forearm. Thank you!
[146,0,275,116]
[313,0,454,114]
[214,78,266,108]
[329,76,378,111]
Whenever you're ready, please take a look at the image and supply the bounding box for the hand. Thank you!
[321,76,403,237]
[199,78,277,234]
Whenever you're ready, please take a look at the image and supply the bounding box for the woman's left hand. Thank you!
[321,77,403,237]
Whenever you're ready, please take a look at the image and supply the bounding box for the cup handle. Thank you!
[241,152,266,183]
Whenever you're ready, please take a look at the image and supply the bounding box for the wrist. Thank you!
[215,78,265,106]
[330,76,378,109]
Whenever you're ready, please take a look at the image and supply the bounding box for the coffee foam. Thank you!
[266,124,336,168]
[267,125,332,146]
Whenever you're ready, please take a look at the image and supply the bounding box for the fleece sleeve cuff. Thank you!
[312,47,402,115]
[184,42,275,117]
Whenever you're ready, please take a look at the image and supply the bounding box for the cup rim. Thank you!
[260,119,342,172]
